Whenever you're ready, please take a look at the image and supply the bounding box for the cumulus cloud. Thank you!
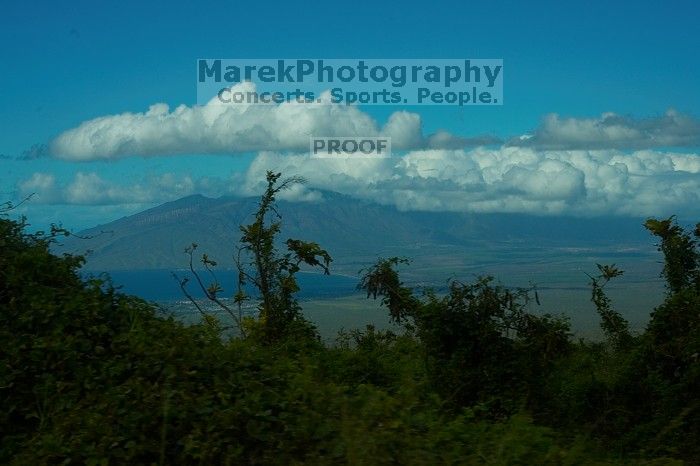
[18,147,700,217]
[17,170,324,207]
[46,87,700,161]
[48,82,494,160]
[21,92,700,219]
[510,110,700,150]
[237,147,700,217]
[19,172,224,205]
[20,173,59,199]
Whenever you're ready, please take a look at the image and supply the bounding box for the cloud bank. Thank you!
[49,82,494,160]
[20,147,700,218]
[45,82,700,161]
[509,110,700,150]
[17,85,700,219]
[19,172,231,206]
[236,148,700,217]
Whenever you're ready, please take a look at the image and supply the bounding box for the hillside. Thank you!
[56,191,658,287]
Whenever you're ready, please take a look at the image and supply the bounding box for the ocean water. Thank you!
[85,268,667,340]
[88,269,360,303]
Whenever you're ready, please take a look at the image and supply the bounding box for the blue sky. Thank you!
[1,0,699,229]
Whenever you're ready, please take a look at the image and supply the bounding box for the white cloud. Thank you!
[30,91,700,162]
[18,172,232,206]
[510,110,700,150]
[20,146,700,218]
[20,172,56,193]
[381,111,423,149]
[237,147,700,217]
[49,83,491,160]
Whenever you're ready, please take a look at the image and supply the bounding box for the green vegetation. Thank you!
[1,175,698,464]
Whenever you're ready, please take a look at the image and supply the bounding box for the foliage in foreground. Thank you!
[1,183,698,464]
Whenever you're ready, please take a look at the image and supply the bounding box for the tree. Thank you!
[644,216,699,294]
[360,257,571,411]
[586,264,631,348]
[176,171,332,343]
[357,257,417,324]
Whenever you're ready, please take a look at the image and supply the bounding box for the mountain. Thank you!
[57,191,453,270]
[56,191,658,285]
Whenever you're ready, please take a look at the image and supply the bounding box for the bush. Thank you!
[2,206,697,464]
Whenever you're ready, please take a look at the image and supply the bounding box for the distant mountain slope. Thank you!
[57,191,451,271]
[56,191,656,284]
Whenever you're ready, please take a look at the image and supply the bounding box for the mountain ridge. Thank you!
[56,190,657,285]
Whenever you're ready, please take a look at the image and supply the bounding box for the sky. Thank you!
[1,0,699,230]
